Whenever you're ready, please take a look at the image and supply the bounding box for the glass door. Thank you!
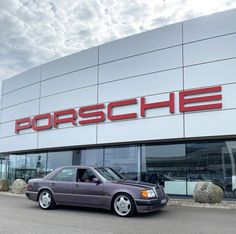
[0,156,8,179]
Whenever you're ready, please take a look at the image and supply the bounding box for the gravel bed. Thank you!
[168,198,236,209]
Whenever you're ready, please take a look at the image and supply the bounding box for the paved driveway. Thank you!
[0,194,236,234]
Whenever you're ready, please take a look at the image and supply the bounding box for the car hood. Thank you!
[111,179,157,189]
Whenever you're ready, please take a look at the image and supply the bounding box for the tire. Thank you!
[113,193,136,217]
[38,190,55,210]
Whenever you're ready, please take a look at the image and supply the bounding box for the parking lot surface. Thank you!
[0,194,236,234]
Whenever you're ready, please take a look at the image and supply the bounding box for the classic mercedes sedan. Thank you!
[26,166,168,217]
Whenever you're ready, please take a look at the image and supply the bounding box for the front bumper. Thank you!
[25,191,38,202]
[135,195,169,213]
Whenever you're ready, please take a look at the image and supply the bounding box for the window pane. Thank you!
[187,141,236,197]
[142,144,187,195]
[73,148,103,166]
[77,169,96,183]
[104,146,139,180]
[53,168,76,182]
[25,153,47,181]
[47,151,73,173]
[8,154,26,184]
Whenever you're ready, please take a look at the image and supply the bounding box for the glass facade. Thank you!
[104,146,139,180]
[141,144,187,195]
[1,139,236,198]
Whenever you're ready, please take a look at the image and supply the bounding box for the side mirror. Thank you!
[93,177,100,184]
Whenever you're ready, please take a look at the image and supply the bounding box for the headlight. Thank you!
[140,189,156,199]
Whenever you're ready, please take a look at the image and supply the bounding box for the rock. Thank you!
[11,179,27,194]
[0,179,9,191]
[193,181,224,204]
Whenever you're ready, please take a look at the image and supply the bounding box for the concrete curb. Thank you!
[0,191,25,197]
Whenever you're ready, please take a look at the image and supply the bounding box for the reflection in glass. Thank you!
[47,151,73,173]
[186,141,236,197]
[8,153,48,183]
[141,144,187,195]
[25,153,47,181]
[8,154,26,184]
[74,148,103,167]
[104,146,139,180]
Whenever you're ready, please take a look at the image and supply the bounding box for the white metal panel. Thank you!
[0,133,38,152]
[38,125,96,148]
[1,99,39,123]
[99,23,182,63]
[0,121,35,138]
[183,9,236,43]
[2,83,40,108]
[185,109,236,137]
[97,114,183,144]
[41,47,98,80]
[41,67,97,97]
[98,68,182,103]
[0,122,15,137]
[221,84,236,110]
[99,46,182,83]
[2,66,41,94]
[184,58,236,89]
[40,86,97,113]
[184,34,236,66]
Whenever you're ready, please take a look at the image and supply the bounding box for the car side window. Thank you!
[77,169,97,183]
[53,168,76,182]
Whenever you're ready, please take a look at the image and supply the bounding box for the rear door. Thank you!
[49,168,76,204]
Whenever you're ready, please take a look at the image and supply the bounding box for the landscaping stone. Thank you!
[0,179,9,191]
[11,179,27,194]
[193,181,224,203]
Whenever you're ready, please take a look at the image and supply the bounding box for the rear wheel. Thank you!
[113,193,135,217]
[38,190,55,210]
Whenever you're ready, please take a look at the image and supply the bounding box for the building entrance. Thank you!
[0,156,8,179]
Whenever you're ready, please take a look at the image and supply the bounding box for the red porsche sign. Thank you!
[15,86,222,133]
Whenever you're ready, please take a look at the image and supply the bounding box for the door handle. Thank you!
[51,183,55,186]
[74,184,79,188]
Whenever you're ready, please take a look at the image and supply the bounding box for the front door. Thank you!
[72,168,103,207]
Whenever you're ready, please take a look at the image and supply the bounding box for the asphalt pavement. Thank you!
[0,193,236,234]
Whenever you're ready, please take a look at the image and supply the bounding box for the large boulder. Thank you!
[0,179,9,191]
[11,179,27,194]
[193,181,224,204]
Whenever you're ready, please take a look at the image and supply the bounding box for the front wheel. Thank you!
[38,190,55,210]
[113,193,136,217]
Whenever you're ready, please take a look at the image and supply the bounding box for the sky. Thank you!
[1,0,236,93]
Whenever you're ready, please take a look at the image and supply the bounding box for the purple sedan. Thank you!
[26,166,168,217]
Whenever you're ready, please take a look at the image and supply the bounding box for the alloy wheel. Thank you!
[39,191,53,209]
[114,194,133,217]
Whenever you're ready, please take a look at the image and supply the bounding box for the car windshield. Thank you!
[95,167,125,181]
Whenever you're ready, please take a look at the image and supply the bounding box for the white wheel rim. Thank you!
[39,191,51,209]
[114,195,131,216]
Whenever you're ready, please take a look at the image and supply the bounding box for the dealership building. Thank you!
[1,9,236,197]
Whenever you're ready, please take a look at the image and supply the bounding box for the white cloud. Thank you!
[0,0,236,93]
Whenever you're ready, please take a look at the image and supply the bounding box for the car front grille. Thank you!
[155,186,165,198]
